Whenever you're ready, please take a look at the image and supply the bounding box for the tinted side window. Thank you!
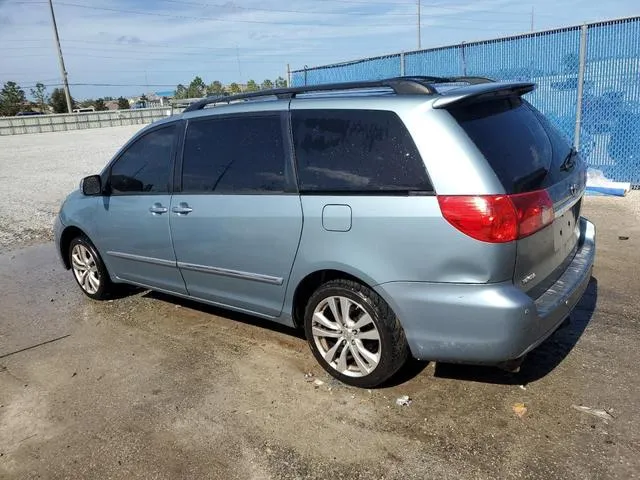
[292,109,432,193]
[182,115,287,194]
[450,98,555,193]
[110,125,176,194]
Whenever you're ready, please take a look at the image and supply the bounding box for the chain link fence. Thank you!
[291,16,640,187]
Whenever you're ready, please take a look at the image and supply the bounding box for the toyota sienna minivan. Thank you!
[55,77,595,387]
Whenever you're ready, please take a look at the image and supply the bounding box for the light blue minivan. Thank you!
[55,77,595,387]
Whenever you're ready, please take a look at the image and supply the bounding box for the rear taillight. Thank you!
[438,190,554,243]
[509,190,554,238]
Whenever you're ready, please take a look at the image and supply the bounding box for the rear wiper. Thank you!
[560,147,577,172]
[513,167,548,192]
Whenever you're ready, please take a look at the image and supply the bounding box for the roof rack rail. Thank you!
[182,76,496,112]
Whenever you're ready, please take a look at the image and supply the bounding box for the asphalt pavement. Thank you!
[1,195,639,479]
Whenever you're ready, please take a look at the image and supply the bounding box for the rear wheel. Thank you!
[304,279,409,388]
[68,236,114,300]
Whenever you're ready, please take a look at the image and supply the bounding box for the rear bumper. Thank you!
[375,217,595,363]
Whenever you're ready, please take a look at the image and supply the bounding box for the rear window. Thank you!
[292,109,432,193]
[450,98,574,193]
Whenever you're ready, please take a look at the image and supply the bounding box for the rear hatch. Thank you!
[449,96,587,297]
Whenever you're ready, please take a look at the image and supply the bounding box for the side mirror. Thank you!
[81,175,102,196]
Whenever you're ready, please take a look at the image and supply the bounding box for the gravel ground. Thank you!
[0,125,145,251]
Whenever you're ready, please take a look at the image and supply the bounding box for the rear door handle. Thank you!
[149,203,168,214]
[172,202,193,215]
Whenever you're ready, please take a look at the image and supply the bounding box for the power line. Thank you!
[2,41,238,52]
[320,0,555,17]
[3,69,250,76]
[5,2,532,27]
[158,0,415,16]
[51,1,402,27]
[18,82,179,88]
[10,0,541,19]
[14,1,524,28]
[2,52,286,63]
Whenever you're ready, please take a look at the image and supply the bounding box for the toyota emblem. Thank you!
[570,184,578,196]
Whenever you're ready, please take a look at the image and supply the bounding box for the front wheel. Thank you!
[68,236,114,300]
[304,279,409,388]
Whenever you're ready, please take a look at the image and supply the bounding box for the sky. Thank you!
[0,0,638,100]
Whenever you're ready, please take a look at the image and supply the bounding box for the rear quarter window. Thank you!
[291,109,432,193]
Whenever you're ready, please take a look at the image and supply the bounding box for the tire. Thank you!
[304,279,409,388]
[68,235,114,300]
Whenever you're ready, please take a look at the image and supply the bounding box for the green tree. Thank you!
[175,84,187,99]
[228,82,241,94]
[117,97,130,109]
[261,79,274,90]
[246,79,259,92]
[207,80,225,96]
[94,98,107,111]
[275,76,287,88]
[30,82,49,113]
[50,87,73,113]
[187,76,206,97]
[0,81,27,116]
[80,99,95,108]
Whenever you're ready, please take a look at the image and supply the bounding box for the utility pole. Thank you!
[48,0,72,113]
[236,44,242,80]
[530,6,535,32]
[417,0,421,49]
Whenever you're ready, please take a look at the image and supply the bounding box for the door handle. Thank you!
[172,202,193,215]
[149,203,168,214]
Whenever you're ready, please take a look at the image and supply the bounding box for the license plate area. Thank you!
[554,200,581,253]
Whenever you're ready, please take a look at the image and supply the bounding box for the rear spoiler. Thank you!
[432,82,536,109]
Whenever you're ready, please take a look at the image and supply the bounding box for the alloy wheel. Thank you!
[311,295,381,377]
[71,244,101,295]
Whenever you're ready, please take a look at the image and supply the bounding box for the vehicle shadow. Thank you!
[144,291,306,340]
[138,277,596,387]
[110,284,144,300]
[433,277,599,386]
[146,290,430,387]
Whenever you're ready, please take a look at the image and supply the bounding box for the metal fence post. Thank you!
[400,52,405,76]
[574,24,588,151]
[461,41,467,76]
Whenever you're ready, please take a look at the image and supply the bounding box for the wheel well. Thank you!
[291,269,367,329]
[59,226,86,269]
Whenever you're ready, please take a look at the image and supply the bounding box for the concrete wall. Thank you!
[0,108,176,136]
